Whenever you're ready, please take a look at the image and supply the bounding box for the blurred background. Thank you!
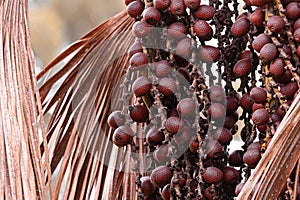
[29,0,125,68]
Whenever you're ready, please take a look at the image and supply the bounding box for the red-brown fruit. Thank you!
[252,103,264,111]
[194,5,215,20]
[203,166,223,184]
[271,113,282,123]
[250,8,264,27]
[184,0,200,10]
[224,115,237,130]
[150,166,172,187]
[204,186,221,200]
[209,103,226,119]
[248,141,262,151]
[161,184,171,200]
[243,0,251,5]
[209,85,226,102]
[143,7,161,25]
[250,0,271,7]
[240,93,253,112]
[213,127,233,145]
[293,28,300,42]
[170,0,186,16]
[126,1,144,18]
[235,183,245,196]
[176,38,191,59]
[141,176,156,196]
[146,127,165,146]
[112,126,134,147]
[171,173,187,187]
[193,20,213,41]
[154,60,171,77]
[286,2,300,19]
[233,58,252,77]
[177,98,196,116]
[250,87,267,104]
[199,45,220,63]
[168,22,187,39]
[130,52,148,68]
[243,149,261,168]
[153,144,168,163]
[132,21,151,38]
[165,116,183,134]
[240,50,251,60]
[260,43,278,63]
[128,41,143,57]
[281,0,300,7]
[297,45,300,57]
[174,126,191,145]
[252,33,271,52]
[153,0,171,11]
[267,16,285,33]
[129,104,149,123]
[125,0,135,6]
[231,18,250,37]
[252,108,269,125]
[274,69,292,84]
[229,150,244,167]
[108,111,125,129]
[132,77,152,97]
[294,18,300,30]
[280,82,299,99]
[189,138,199,153]
[269,58,285,77]
[157,78,177,96]
[205,140,223,159]
[257,124,267,132]
[226,96,239,113]
[223,166,240,184]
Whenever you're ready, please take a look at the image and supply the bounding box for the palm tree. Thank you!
[1,0,300,199]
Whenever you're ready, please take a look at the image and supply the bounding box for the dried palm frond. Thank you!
[0,0,51,199]
[38,11,136,199]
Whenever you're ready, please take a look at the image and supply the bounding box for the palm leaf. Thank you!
[0,0,51,199]
[38,11,136,199]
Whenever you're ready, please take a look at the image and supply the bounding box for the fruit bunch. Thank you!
[107,0,300,199]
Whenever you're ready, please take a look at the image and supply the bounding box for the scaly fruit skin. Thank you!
[260,43,278,63]
[126,1,144,18]
[267,16,285,33]
[280,82,299,99]
[154,60,171,77]
[153,144,168,163]
[250,0,271,7]
[208,103,226,119]
[132,77,152,97]
[168,22,187,39]
[223,166,240,184]
[161,184,171,200]
[205,140,223,159]
[177,98,196,117]
[184,0,200,10]
[165,116,183,134]
[286,2,300,19]
[294,18,300,30]
[203,166,224,184]
[108,111,125,129]
[269,58,285,77]
[250,87,267,104]
[112,126,134,147]
[140,176,156,196]
[129,104,149,123]
[243,149,261,168]
[231,18,250,37]
[194,5,215,20]
[209,85,226,103]
[199,45,220,63]
[226,96,239,113]
[146,127,165,146]
[213,127,233,145]
[150,166,173,188]
[170,0,186,16]
[252,33,271,52]
[193,20,213,41]
[233,58,252,77]
[240,93,253,112]
[176,38,191,59]
[157,78,177,96]
[250,7,264,27]
[132,21,151,38]
[143,7,161,25]
[153,0,171,11]
[252,108,269,125]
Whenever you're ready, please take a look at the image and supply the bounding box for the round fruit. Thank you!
[250,0,270,7]
[205,140,223,159]
[294,18,300,30]
[274,69,292,84]
[193,20,213,41]
[112,126,133,147]
[174,126,191,145]
[240,93,253,112]
[226,96,239,113]
[153,0,171,11]
[157,78,177,96]
[168,22,187,39]
[252,103,264,111]
[252,33,271,52]
[176,38,191,59]
[248,141,262,151]
[280,82,299,99]
[194,5,215,20]
[250,87,267,104]
[297,45,300,57]
[209,85,226,102]
[128,41,143,57]
[161,184,171,200]
[213,127,233,145]
[141,176,156,196]
[293,28,300,42]
[223,166,240,184]
[243,149,261,168]
[250,7,264,27]
[170,0,186,16]
[132,77,152,97]
[154,60,171,77]
[229,150,244,167]
[233,58,252,77]
[267,15,285,33]
[231,18,250,37]
[165,116,183,134]
[224,115,237,130]
[269,58,285,77]
[126,1,144,18]
[240,50,251,60]
[184,0,200,9]
[260,43,278,63]
[203,166,223,184]
[132,21,151,38]
[252,108,269,125]
[177,98,196,116]
[129,104,149,123]
[107,111,125,129]
[146,127,165,146]
[150,166,172,187]
[199,45,220,63]
[286,2,300,19]
[143,7,161,25]
[209,103,226,119]
[189,138,199,153]
[125,0,135,6]
[153,145,169,163]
